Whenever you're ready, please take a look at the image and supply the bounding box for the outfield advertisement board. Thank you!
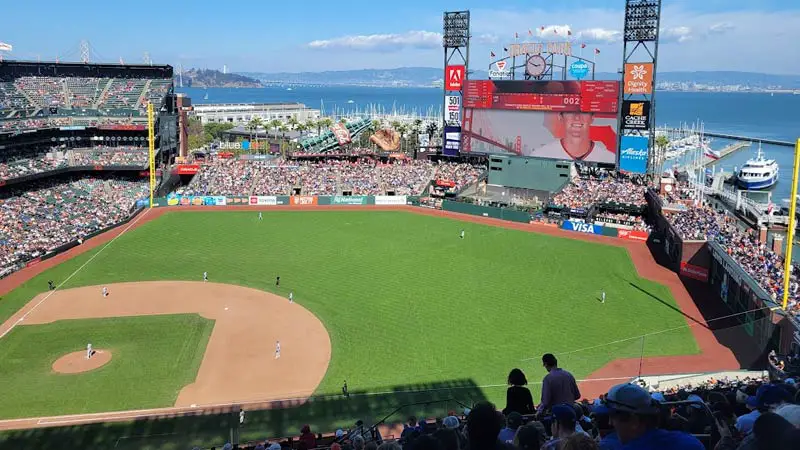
[680,261,709,282]
[562,220,604,235]
[617,229,649,242]
[375,195,407,205]
[332,195,368,205]
[290,195,318,206]
[249,196,278,206]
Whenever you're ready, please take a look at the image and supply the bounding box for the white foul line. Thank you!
[0,208,152,339]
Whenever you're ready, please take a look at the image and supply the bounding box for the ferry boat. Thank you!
[736,143,779,190]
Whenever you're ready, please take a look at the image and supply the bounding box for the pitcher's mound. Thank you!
[52,350,112,374]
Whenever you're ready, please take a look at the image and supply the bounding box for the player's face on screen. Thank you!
[562,112,592,141]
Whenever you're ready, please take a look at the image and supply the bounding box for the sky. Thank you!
[1,0,798,75]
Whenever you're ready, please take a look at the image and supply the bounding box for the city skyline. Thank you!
[1,0,798,74]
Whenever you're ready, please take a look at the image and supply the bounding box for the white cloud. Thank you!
[660,26,693,43]
[473,33,500,45]
[307,31,441,51]
[576,28,622,43]
[708,22,734,34]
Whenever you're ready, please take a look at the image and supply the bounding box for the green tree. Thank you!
[320,118,333,136]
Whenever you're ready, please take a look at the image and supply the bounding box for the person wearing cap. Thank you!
[498,411,523,443]
[538,353,581,413]
[542,404,580,450]
[442,416,460,430]
[604,383,703,450]
[735,394,764,435]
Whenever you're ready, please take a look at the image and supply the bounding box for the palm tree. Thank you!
[287,116,299,131]
[278,124,290,157]
[247,118,261,147]
[305,119,317,135]
[655,134,670,172]
[320,118,333,136]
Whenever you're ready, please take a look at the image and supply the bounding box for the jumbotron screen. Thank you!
[461,80,620,164]
[463,80,619,113]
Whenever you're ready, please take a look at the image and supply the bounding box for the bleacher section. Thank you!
[65,77,101,109]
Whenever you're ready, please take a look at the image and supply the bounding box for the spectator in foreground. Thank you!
[560,433,600,450]
[512,422,545,450]
[543,404,581,450]
[497,412,522,443]
[299,424,316,449]
[538,353,581,413]
[605,383,703,450]
[504,368,535,415]
[465,402,509,450]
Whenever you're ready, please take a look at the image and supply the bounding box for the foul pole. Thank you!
[781,138,800,310]
[147,102,156,208]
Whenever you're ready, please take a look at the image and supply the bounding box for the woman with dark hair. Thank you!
[513,422,545,450]
[503,368,535,415]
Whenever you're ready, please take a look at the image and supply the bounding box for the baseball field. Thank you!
[0,206,733,449]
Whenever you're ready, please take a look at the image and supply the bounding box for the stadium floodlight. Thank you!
[443,11,470,48]
[624,0,660,42]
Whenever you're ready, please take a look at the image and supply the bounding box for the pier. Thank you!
[662,128,794,147]
[682,141,751,171]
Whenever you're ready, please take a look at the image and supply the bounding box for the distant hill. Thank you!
[238,67,800,89]
[176,69,262,88]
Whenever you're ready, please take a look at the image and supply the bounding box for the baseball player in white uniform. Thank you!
[460,230,465,239]
[259,212,263,221]
[601,291,606,304]
[275,340,281,359]
[203,271,208,282]
[289,291,294,304]
[102,287,108,297]
[87,343,93,359]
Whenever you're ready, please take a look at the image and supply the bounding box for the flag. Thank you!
[554,29,558,35]
[594,48,600,54]
[567,30,572,36]
[581,43,587,49]
[540,26,545,31]
[490,51,496,58]
[0,42,11,52]
[515,32,519,39]
[503,47,508,53]
[528,29,533,36]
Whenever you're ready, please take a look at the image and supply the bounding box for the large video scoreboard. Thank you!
[463,80,619,113]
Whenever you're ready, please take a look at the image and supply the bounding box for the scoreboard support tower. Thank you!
[618,0,662,178]
[442,11,470,155]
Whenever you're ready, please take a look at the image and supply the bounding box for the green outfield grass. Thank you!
[0,210,699,448]
[0,314,213,419]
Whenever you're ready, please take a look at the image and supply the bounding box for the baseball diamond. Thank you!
[0,204,745,449]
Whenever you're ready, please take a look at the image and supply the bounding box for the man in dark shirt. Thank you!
[538,353,581,413]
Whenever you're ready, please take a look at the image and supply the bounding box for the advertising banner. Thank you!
[463,80,619,113]
[203,196,227,206]
[249,196,278,206]
[489,61,511,79]
[623,63,654,95]
[332,195,368,205]
[290,195,318,206]
[618,229,649,242]
[680,261,709,282]
[561,220,604,235]
[418,133,430,149]
[226,196,249,205]
[621,100,651,131]
[568,60,590,80]
[97,124,147,131]
[461,108,617,164]
[375,195,407,205]
[174,164,200,175]
[331,123,352,146]
[619,135,650,174]
[445,65,465,91]
[445,95,461,125]
[443,125,461,156]
[166,194,205,206]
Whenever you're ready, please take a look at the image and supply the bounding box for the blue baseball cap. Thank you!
[591,404,610,416]
[605,383,659,415]
[552,404,577,421]
[746,396,758,408]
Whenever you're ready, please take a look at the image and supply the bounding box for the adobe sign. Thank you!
[445,65,465,91]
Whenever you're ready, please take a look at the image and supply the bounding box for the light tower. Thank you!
[441,11,470,156]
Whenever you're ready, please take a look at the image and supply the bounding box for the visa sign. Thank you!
[561,220,602,234]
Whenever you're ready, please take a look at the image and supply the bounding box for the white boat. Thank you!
[704,147,720,160]
[736,143,779,190]
[286,87,293,91]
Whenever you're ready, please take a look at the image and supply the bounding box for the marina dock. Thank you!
[662,128,794,147]
[682,141,751,171]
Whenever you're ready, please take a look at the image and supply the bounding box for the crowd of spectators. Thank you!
[181,159,484,197]
[0,176,148,270]
[201,358,800,450]
[551,178,647,210]
[594,213,651,233]
[0,146,147,182]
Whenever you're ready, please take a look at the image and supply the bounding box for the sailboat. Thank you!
[203,89,209,101]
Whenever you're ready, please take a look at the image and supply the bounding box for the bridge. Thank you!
[461,108,520,154]
[660,128,794,147]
